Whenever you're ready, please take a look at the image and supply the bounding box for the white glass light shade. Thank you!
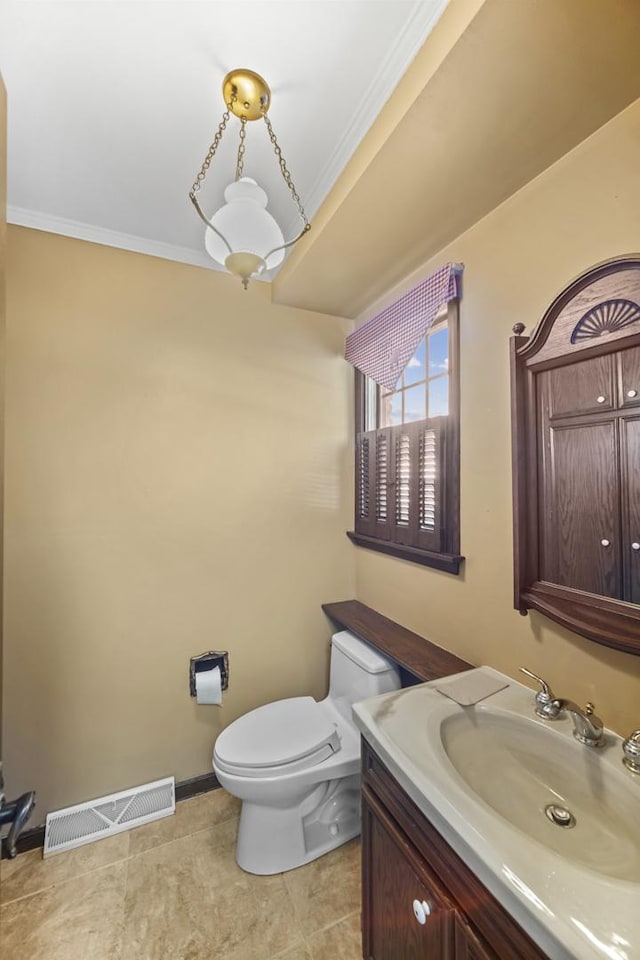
[204,177,285,275]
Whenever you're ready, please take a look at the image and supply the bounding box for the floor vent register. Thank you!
[44,776,175,857]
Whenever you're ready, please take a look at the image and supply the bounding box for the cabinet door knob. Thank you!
[627,389,638,399]
[632,542,640,551]
[596,396,606,404]
[600,539,611,547]
[412,899,431,924]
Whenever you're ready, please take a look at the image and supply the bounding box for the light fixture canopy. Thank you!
[189,68,310,289]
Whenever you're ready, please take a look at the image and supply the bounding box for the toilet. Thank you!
[213,630,401,875]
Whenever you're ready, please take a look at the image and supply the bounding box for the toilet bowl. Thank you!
[213,630,401,875]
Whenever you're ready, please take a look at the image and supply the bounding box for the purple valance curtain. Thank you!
[345,263,462,391]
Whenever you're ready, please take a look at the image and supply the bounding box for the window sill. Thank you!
[346,531,464,574]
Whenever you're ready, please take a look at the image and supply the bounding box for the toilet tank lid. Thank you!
[331,630,397,674]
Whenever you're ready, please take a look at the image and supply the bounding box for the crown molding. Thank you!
[8,205,281,283]
[295,0,450,231]
[7,205,221,272]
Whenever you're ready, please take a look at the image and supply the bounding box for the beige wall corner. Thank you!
[355,97,640,736]
[273,0,640,320]
[3,229,354,819]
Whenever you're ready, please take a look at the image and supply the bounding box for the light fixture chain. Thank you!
[262,112,309,228]
[235,117,247,180]
[189,93,237,197]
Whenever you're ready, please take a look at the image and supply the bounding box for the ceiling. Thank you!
[0,0,449,274]
[4,0,640,321]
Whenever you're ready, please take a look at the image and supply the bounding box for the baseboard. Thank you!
[1,822,45,859]
[1,772,221,860]
[174,772,220,802]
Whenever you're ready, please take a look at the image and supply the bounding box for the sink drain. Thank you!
[544,803,576,828]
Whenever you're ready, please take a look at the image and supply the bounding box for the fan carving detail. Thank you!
[570,298,640,343]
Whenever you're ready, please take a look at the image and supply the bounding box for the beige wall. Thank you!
[0,75,6,757]
[355,98,640,736]
[3,230,354,820]
[4,96,640,827]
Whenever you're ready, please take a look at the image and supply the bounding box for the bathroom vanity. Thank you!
[361,738,545,959]
[354,670,638,960]
[323,601,638,959]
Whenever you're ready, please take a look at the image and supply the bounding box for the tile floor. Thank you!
[0,790,363,960]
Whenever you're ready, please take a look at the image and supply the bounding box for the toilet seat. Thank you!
[213,697,342,779]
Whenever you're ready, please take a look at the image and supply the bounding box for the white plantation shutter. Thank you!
[376,432,389,523]
[356,435,370,521]
[419,428,437,532]
[355,420,444,552]
[395,432,411,528]
[415,422,443,551]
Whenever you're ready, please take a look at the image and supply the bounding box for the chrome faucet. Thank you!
[520,668,605,747]
[558,699,604,747]
[622,729,640,775]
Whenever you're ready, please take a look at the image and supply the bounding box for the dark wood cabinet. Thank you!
[361,739,546,960]
[539,414,620,598]
[363,788,455,959]
[544,353,615,417]
[538,342,640,604]
[620,346,640,408]
[511,255,640,653]
[454,918,499,960]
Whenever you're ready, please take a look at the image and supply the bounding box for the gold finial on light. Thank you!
[222,69,271,121]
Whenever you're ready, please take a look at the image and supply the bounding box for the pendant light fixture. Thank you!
[189,69,311,289]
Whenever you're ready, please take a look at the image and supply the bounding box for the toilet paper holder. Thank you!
[189,651,229,697]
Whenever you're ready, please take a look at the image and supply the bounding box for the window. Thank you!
[379,323,450,426]
[348,302,463,573]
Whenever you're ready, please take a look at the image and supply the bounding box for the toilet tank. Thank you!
[328,630,401,708]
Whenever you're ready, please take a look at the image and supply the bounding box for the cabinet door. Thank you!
[540,419,621,598]
[454,917,498,960]
[620,345,640,409]
[621,415,640,603]
[545,354,615,418]
[362,788,455,960]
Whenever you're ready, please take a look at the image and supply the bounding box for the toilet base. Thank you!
[235,775,361,875]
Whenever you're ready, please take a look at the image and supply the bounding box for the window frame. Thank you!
[347,300,463,574]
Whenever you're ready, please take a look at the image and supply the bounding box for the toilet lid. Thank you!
[214,697,341,770]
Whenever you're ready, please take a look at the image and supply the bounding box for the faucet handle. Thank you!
[622,729,640,775]
[582,702,604,738]
[519,667,563,720]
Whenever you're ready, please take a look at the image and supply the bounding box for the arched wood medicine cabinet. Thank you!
[511,255,640,655]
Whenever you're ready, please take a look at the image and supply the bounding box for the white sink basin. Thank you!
[441,709,640,883]
[353,667,640,960]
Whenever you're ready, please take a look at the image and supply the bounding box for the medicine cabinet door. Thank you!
[622,415,640,604]
[540,416,621,599]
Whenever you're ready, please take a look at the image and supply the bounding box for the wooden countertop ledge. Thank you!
[322,600,472,682]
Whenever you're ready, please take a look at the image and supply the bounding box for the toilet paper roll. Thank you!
[195,665,222,705]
